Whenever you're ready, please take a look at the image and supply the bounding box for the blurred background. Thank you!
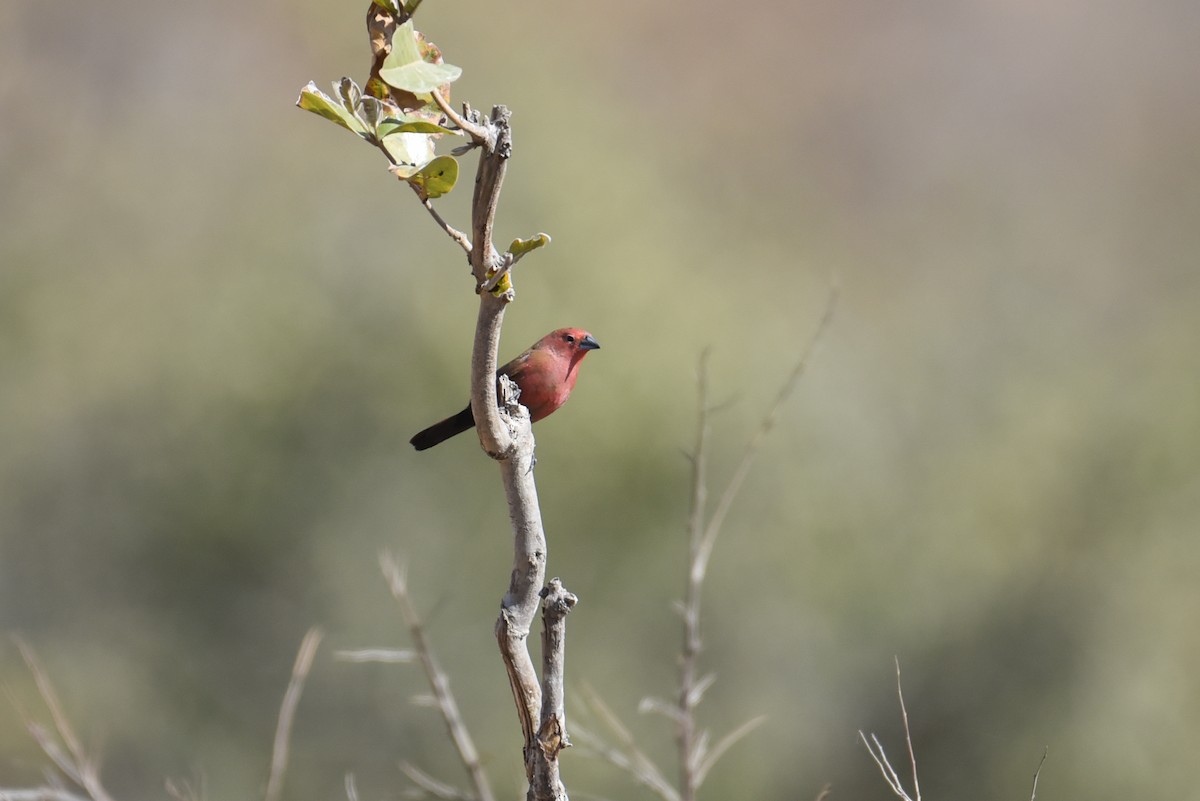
[2,0,1199,798]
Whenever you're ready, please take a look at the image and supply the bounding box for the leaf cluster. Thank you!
[297,19,463,198]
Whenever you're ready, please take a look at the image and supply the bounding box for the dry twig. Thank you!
[265,627,323,801]
[858,658,920,801]
[8,637,118,801]
[1029,748,1048,801]
[677,286,837,800]
[379,552,495,801]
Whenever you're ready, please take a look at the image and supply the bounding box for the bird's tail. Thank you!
[410,405,475,451]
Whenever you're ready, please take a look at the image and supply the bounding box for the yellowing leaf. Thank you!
[296,81,368,136]
[407,155,459,198]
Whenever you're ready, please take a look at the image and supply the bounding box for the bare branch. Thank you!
[671,288,834,800]
[265,627,323,801]
[380,553,496,801]
[530,580,577,801]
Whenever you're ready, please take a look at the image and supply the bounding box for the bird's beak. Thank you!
[579,334,600,350]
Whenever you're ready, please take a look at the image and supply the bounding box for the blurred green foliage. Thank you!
[2,0,1199,799]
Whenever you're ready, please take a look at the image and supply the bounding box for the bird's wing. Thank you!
[499,349,533,379]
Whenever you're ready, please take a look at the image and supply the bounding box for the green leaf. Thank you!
[378,21,462,94]
[372,0,403,14]
[297,81,368,135]
[508,233,552,259]
[407,155,459,198]
[376,119,458,137]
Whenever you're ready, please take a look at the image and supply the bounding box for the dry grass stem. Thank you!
[265,626,323,801]
[858,658,921,801]
[399,762,475,801]
[0,791,93,801]
[573,688,680,801]
[334,648,418,663]
[379,552,496,801]
[1030,749,1048,801]
[10,637,118,801]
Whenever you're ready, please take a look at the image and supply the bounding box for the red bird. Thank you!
[410,327,600,451]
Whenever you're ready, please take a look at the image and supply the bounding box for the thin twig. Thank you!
[431,89,488,143]
[374,136,473,253]
[1029,748,1048,801]
[380,553,496,801]
[894,658,920,801]
[14,638,117,801]
[858,731,913,801]
[334,648,417,663]
[676,348,711,801]
[858,657,922,801]
[699,282,838,564]
[265,627,323,801]
[409,183,473,254]
[574,687,679,801]
[693,715,766,787]
[399,762,474,801]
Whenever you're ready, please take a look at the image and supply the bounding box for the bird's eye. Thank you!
[564,334,575,343]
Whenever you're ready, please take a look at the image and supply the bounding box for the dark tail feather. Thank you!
[410,405,475,451]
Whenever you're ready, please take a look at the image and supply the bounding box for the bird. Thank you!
[410,327,600,451]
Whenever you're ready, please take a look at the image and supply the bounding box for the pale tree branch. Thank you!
[380,552,496,801]
[265,626,323,801]
[529,579,577,801]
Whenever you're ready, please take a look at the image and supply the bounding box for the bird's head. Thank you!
[541,327,600,362]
